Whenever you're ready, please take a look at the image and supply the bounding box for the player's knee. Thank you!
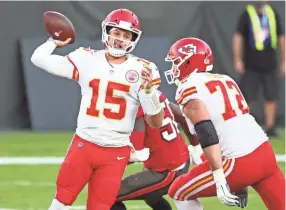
[168,183,178,199]
[55,187,77,206]
[168,175,184,200]
[48,199,70,210]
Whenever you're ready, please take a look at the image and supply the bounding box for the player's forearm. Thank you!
[31,39,74,79]
[169,102,195,143]
[170,102,189,131]
[180,118,197,145]
[202,144,223,171]
[233,33,243,62]
[189,134,200,146]
[193,119,223,171]
[145,110,164,129]
[279,35,285,63]
[178,117,197,145]
[139,90,163,129]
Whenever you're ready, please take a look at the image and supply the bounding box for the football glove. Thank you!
[213,168,239,206]
[129,148,150,162]
[188,145,204,165]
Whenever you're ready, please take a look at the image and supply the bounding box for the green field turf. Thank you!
[0,130,284,210]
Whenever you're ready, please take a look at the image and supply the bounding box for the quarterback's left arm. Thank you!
[139,62,163,129]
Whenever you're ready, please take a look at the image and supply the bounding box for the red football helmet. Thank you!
[165,37,213,85]
[102,9,142,57]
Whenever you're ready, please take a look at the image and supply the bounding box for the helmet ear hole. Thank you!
[186,60,190,66]
[131,33,138,41]
[106,26,113,34]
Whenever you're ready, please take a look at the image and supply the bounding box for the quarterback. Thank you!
[164,37,285,210]
[31,9,163,210]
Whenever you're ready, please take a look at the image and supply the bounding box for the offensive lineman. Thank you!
[112,91,248,210]
[164,37,285,210]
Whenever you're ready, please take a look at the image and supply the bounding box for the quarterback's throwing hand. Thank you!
[49,37,72,48]
[140,64,153,90]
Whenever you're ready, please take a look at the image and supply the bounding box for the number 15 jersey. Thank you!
[68,48,161,147]
[176,73,267,158]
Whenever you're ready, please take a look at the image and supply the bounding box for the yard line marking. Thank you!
[0,155,284,165]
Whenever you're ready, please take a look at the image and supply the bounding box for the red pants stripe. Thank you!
[116,171,176,201]
[176,158,234,200]
[168,141,285,210]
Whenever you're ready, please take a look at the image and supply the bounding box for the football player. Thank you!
[31,9,164,210]
[111,90,248,210]
[111,91,191,210]
[164,37,285,210]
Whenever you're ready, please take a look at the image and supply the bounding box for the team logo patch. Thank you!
[178,44,197,55]
[125,70,139,83]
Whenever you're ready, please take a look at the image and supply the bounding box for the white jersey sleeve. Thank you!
[149,62,161,89]
[30,39,77,80]
[66,47,94,81]
[175,80,200,106]
[175,78,199,134]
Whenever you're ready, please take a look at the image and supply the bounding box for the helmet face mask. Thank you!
[102,9,142,57]
[164,57,182,85]
[104,27,135,57]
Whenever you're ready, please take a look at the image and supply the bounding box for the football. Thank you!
[44,11,76,44]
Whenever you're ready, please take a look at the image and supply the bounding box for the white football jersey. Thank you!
[176,72,267,158]
[67,48,161,147]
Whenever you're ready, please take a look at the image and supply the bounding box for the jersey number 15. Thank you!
[86,79,130,120]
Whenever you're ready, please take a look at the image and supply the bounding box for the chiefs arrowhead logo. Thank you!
[125,70,139,83]
[178,44,197,56]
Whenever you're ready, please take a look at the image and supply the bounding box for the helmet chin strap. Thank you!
[174,79,180,86]
[108,47,126,57]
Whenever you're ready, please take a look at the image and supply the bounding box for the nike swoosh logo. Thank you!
[117,156,126,160]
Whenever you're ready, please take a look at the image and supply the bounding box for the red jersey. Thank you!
[131,91,189,172]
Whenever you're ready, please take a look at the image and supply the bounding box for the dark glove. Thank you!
[234,187,248,208]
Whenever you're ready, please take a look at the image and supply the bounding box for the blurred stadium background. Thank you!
[0,1,284,209]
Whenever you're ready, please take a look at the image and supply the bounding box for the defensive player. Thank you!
[31,9,163,210]
[164,37,285,210]
[111,91,191,210]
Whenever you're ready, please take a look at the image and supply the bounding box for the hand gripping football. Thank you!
[44,11,76,44]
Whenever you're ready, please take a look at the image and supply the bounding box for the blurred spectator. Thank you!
[232,1,285,136]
